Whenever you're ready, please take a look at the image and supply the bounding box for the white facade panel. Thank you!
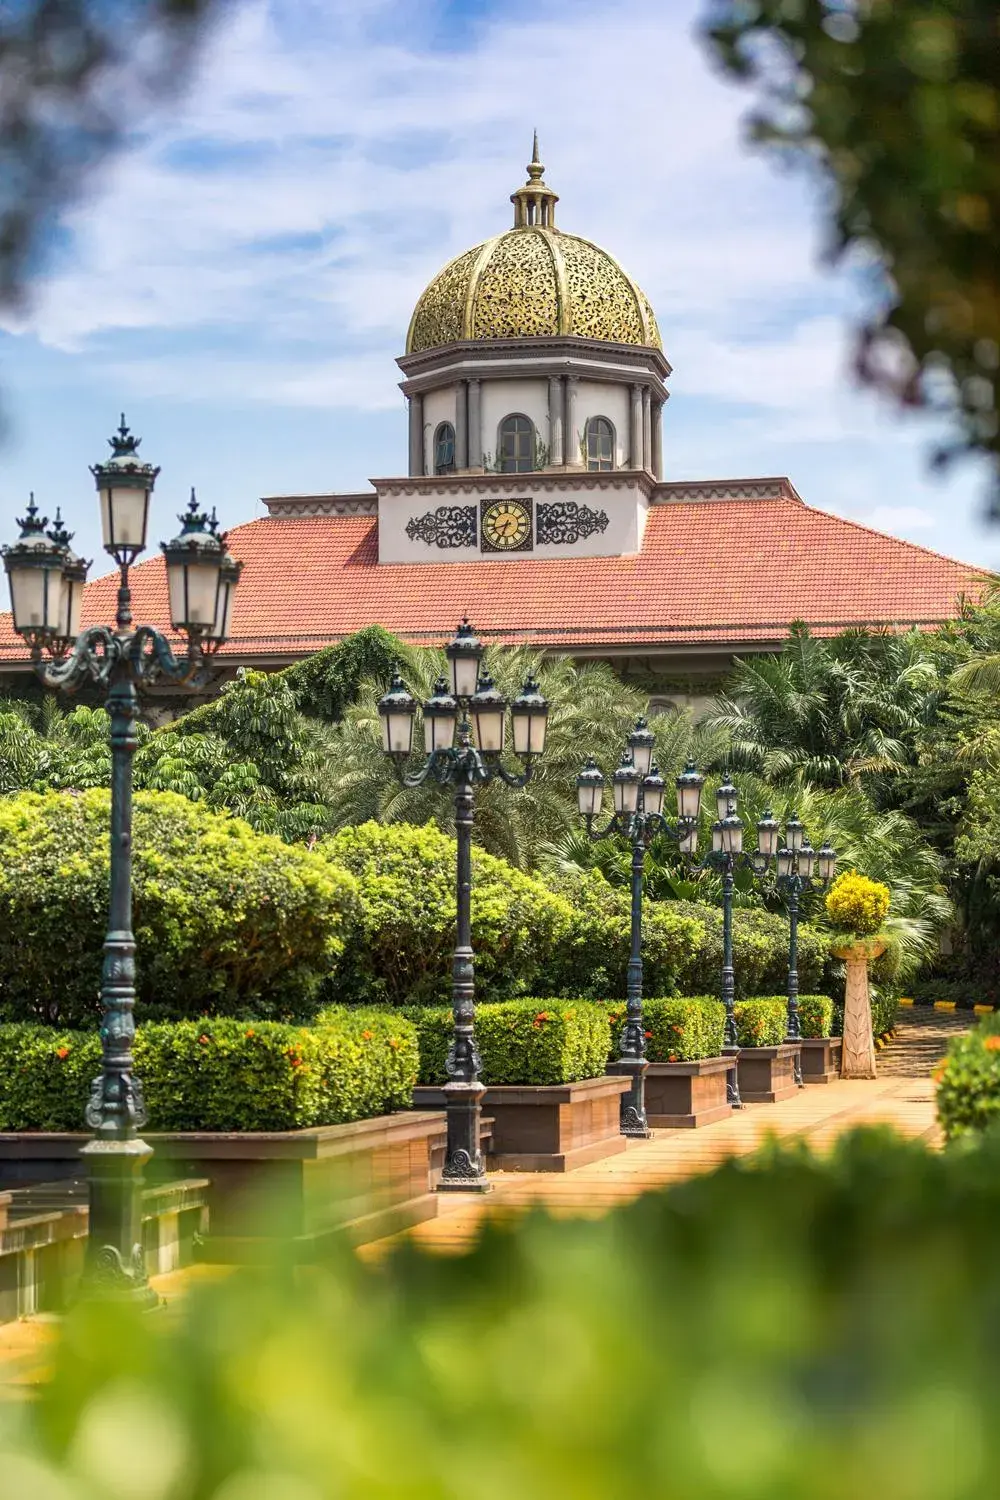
[376,475,648,564]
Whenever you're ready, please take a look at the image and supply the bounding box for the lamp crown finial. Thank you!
[109,415,141,456]
[15,493,48,535]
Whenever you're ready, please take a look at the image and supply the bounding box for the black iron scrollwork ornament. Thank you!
[406,506,478,548]
[536,502,610,545]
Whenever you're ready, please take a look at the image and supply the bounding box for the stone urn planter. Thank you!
[832,938,886,1080]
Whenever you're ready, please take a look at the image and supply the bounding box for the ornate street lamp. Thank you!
[771,821,837,1084]
[379,623,548,1192]
[683,779,776,1108]
[576,735,705,1136]
[2,418,242,1306]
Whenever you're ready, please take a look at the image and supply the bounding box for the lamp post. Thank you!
[576,726,705,1137]
[1,418,241,1304]
[773,819,837,1085]
[378,621,548,1193]
[684,778,777,1108]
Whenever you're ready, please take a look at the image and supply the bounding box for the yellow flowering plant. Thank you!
[825,872,891,937]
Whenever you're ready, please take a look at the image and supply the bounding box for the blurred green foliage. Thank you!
[4,1129,1000,1497]
[935,1013,1000,1139]
[703,0,1000,500]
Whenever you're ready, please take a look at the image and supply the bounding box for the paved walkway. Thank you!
[877,1003,976,1077]
[361,1073,940,1259]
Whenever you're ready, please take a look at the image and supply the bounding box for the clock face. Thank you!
[480,498,533,553]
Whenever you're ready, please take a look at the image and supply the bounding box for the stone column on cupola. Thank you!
[565,375,580,466]
[456,381,469,470]
[642,387,652,472]
[468,378,483,468]
[652,399,663,479]
[408,394,424,477]
[548,375,564,467]
[630,384,643,470]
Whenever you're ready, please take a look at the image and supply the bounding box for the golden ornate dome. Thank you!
[406,138,662,355]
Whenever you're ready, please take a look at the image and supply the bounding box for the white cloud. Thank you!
[866,505,935,532]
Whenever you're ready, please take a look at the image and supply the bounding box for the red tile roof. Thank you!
[0,496,989,664]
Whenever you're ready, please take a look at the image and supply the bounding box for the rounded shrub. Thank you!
[321,821,572,1006]
[0,790,359,1027]
[825,872,891,937]
[935,1020,1000,1142]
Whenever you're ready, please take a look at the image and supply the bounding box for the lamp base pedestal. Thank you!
[79,1136,158,1308]
[609,1057,651,1138]
[722,1046,744,1109]
[438,1081,491,1193]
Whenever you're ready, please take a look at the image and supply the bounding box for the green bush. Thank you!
[605,996,725,1062]
[13,1130,1000,1497]
[0,791,359,1027]
[0,1025,102,1130]
[403,998,610,1086]
[545,872,707,999]
[322,821,572,1006]
[732,997,787,1048]
[0,1012,418,1132]
[795,994,835,1039]
[935,1018,1000,1141]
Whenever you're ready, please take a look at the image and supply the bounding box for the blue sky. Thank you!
[0,0,994,573]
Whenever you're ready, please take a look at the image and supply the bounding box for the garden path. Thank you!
[360,1072,941,1260]
[877,1003,977,1078]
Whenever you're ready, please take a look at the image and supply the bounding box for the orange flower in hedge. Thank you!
[245,1029,255,1039]
[668,1053,679,1063]
[984,1035,1000,1052]
[932,1061,948,1083]
[198,1035,210,1046]
[389,1037,400,1050]
[56,1046,70,1061]
[362,1029,373,1041]
[644,1031,652,1040]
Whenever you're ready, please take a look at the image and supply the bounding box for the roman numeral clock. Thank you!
[480,497,533,553]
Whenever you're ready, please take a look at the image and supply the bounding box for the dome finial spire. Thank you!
[511,135,558,229]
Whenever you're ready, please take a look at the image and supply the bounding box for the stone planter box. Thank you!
[413,1075,630,1172]
[800,1037,843,1085]
[644,1057,733,1128]
[736,1044,801,1104]
[0,1110,449,1262]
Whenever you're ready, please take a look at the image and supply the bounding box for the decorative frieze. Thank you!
[405,505,478,548]
[536,501,610,545]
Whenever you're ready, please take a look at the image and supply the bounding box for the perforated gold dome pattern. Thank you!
[406,225,662,354]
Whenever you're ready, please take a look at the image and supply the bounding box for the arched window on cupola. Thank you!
[586,416,615,472]
[434,422,456,475]
[498,414,535,474]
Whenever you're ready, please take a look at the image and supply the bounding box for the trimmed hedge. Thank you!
[605,997,725,1062]
[732,997,788,1049]
[323,822,572,1007]
[0,1012,418,1132]
[404,999,611,1086]
[935,1019,1000,1141]
[0,791,358,1027]
[796,994,836,1039]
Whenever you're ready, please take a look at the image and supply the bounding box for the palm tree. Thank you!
[320,648,714,870]
[705,623,939,790]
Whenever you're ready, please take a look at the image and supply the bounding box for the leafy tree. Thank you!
[703,0,1000,501]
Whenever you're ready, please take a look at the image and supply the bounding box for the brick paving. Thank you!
[877,1004,977,1078]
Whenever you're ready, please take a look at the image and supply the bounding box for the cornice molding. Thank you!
[652,477,803,505]
[262,493,378,518]
[374,468,657,500]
